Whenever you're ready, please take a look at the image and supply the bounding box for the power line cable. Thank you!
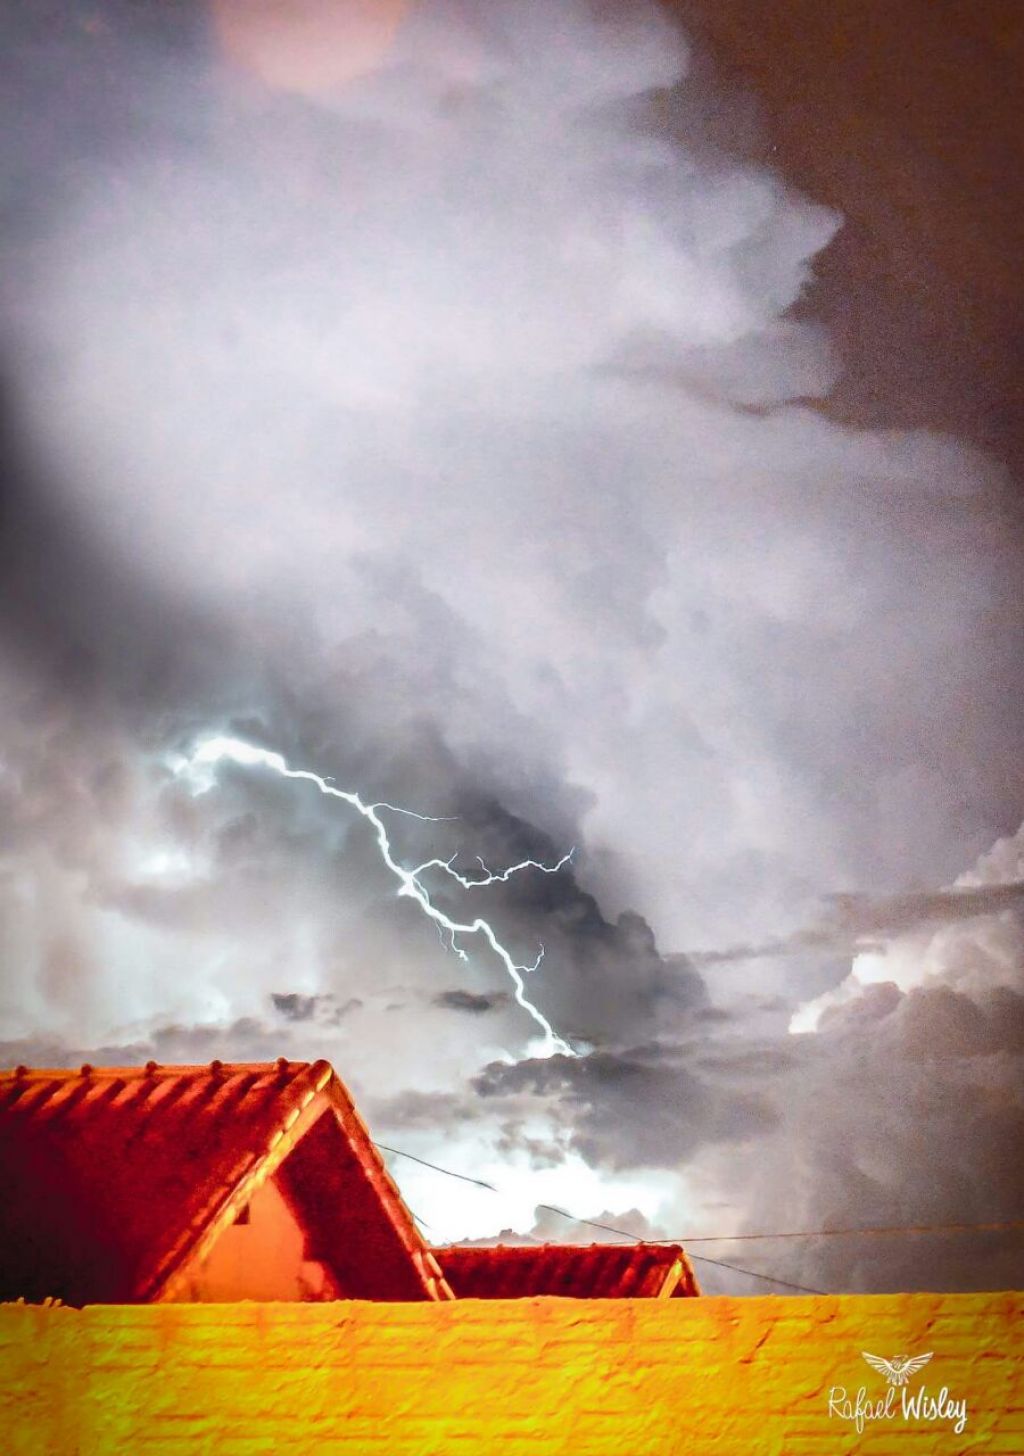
[670,1253,825,1296]
[533,1204,827,1293]
[532,1205,1024,1246]
[376,1143,830,1294]
[676,1218,1024,1243]
[375,1142,497,1192]
[376,1141,1024,1246]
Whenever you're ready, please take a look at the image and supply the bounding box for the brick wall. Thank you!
[1,1293,1020,1454]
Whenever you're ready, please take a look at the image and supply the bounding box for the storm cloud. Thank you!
[688,879,1024,969]
[433,990,509,1014]
[1,0,1021,1288]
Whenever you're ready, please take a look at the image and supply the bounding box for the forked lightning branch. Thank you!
[172,735,575,1057]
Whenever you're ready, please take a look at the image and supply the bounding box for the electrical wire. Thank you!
[374,1143,836,1294]
[671,1254,825,1296]
[680,1218,1024,1243]
[534,1206,1024,1246]
[375,1142,497,1192]
[376,1141,1023,1249]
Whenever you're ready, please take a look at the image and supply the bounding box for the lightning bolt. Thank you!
[173,735,576,1057]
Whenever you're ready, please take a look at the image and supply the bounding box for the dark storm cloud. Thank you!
[743,983,1024,1293]
[417,831,708,1044]
[848,982,1024,1060]
[451,820,1024,1290]
[269,991,364,1025]
[1,0,1022,1285]
[0,374,238,720]
[460,973,1024,1290]
[669,0,1024,472]
[473,1043,777,1170]
[271,992,319,1022]
[0,1015,295,1072]
[433,989,509,1014]
[828,882,1024,937]
[689,879,1024,967]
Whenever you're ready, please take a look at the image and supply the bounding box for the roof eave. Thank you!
[149,1060,453,1304]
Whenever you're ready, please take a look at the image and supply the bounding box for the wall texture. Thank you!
[172,1174,340,1304]
[1,1293,1021,1454]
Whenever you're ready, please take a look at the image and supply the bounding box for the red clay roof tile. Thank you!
[434,1242,699,1299]
[0,1060,449,1305]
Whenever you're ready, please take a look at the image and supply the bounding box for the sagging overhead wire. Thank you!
[375,1142,497,1192]
[375,1141,1023,1297]
[374,1143,828,1293]
[535,1205,1024,1247]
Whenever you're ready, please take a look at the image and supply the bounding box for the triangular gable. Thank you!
[0,1060,452,1304]
[173,1173,341,1302]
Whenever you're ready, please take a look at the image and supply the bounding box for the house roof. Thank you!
[434,1242,699,1299]
[0,1059,451,1305]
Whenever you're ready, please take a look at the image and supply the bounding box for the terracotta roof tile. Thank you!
[434,1243,699,1299]
[0,1061,450,1305]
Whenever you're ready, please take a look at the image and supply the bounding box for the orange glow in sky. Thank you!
[211,0,410,94]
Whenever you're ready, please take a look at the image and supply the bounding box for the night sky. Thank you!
[1,0,1022,1294]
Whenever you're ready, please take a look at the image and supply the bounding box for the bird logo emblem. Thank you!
[861,1352,934,1387]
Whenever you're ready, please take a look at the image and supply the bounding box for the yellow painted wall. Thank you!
[1,1293,1021,1454]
